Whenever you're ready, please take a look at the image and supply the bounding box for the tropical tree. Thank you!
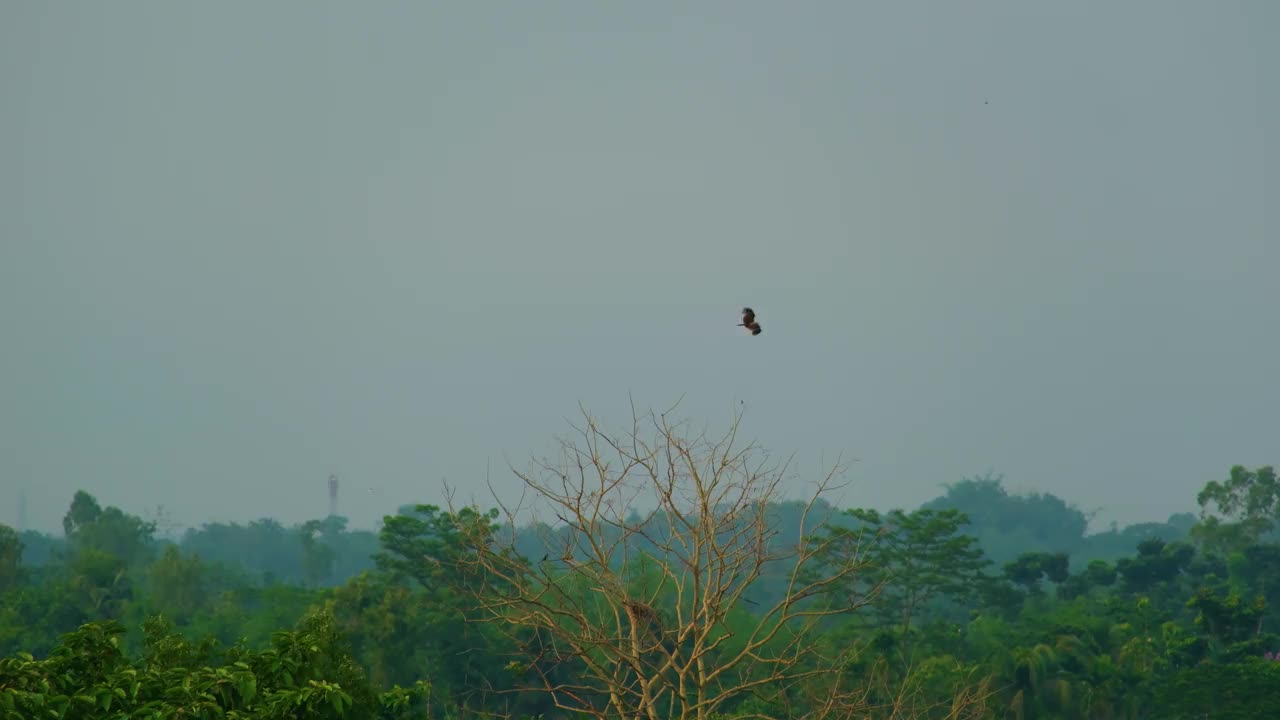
[1003,552,1070,596]
[1193,465,1280,552]
[819,507,989,663]
[62,491,156,567]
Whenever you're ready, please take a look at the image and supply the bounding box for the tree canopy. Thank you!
[2,419,1277,719]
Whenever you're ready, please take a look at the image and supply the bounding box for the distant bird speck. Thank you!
[738,307,763,336]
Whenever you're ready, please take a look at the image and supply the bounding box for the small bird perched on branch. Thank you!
[738,307,762,336]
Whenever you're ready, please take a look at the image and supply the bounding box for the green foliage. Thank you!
[1114,538,1194,596]
[1056,560,1117,601]
[299,521,338,588]
[374,505,497,592]
[0,610,430,720]
[5,461,1280,720]
[145,546,207,625]
[177,516,379,589]
[1155,657,1280,719]
[1186,586,1271,657]
[822,507,989,659]
[15,530,65,567]
[1003,551,1070,594]
[1194,465,1280,552]
[1197,465,1280,524]
[0,526,22,593]
[63,491,157,567]
[921,474,1092,566]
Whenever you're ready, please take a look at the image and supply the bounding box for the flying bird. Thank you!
[738,307,762,336]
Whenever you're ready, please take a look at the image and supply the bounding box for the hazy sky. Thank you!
[2,1,1275,535]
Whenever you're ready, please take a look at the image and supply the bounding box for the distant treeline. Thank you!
[11,473,1200,587]
[3,464,1280,718]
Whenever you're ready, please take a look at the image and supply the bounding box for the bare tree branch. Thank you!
[443,402,989,720]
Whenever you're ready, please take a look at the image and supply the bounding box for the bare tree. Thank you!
[445,401,992,720]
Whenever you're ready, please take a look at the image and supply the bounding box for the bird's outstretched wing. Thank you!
[740,307,755,326]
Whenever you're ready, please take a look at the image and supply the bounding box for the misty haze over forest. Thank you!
[3,2,1275,536]
[1,2,1277,718]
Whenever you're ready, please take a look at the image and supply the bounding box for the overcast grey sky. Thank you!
[2,1,1275,534]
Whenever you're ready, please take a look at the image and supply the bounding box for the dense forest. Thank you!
[3,413,1278,719]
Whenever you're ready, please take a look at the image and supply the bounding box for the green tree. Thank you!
[1113,539,1194,598]
[1003,552,1070,596]
[1056,560,1117,601]
[822,507,990,662]
[0,525,22,592]
[1186,587,1268,658]
[62,491,156,567]
[299,520,336,588]
[374,505,491,593]
[1155,657,1280,719]
[921,474,1091,566]
[1193,465,1280,552]
[145,544,208,624]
